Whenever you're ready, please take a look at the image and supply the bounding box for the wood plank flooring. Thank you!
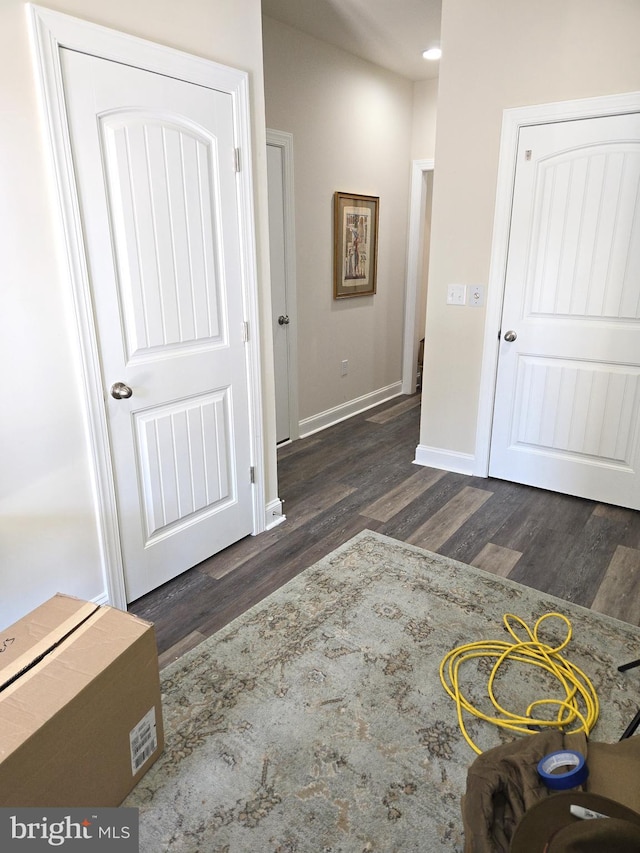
[128,394,640,669]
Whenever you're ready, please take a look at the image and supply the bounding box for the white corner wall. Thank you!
[262,16,415,427]
[0,0,275,628]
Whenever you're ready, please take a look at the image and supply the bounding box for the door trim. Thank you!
[266,129,299,442]
[28,4,266,609]
[474,89,640,478]
[402,159,434,395]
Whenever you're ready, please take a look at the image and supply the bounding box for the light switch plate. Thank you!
[447,284,466,305]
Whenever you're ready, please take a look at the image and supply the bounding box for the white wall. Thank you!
[0,0,276,628]
[262,17,416,426]
[411,78,438,162]
[419,0,640,461]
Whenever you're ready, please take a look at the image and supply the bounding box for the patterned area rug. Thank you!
[125,530,640,852]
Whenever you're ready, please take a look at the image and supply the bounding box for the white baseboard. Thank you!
[414,443,476,476]
[264,498,286,530]
[299,383,403,438]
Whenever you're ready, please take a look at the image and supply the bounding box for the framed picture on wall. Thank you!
[333,191,379,298]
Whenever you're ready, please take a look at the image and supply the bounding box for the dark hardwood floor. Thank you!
[129,394,640,669]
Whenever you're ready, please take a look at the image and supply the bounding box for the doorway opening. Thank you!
[267,130,298,445]
[30,5,267,608]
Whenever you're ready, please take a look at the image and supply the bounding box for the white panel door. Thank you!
[489,113,640,510]
[267,142,291,443]
[60,48,254,600]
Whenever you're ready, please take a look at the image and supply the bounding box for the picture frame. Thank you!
[333,191,379,299]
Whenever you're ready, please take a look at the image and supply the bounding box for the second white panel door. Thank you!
[490,112,640,510]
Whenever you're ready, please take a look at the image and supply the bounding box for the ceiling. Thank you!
[261,0,442,82]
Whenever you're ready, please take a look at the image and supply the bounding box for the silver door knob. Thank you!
[503,330,518,342]
[110,382,133,399]
[278,315,290,325]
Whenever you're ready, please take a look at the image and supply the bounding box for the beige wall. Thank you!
[0,0,275,627]
[411,78,438,162]
[262,16,415,423]
[420,0,640,457]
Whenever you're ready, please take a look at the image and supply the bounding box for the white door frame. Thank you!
[28,4,266,610]
[474,89,640,478]
[266,129,299,442]
[402,159,435,395]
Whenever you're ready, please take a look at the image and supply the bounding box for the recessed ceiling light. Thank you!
[422,47,442,61]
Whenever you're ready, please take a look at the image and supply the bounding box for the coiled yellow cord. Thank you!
[439,612,600,755]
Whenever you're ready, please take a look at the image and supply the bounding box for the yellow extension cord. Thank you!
[439,612,600,755]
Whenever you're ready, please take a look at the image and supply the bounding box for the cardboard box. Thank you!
[0,594,164,806]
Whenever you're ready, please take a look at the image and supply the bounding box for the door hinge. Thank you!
[242,320,249,342]
[250,466,256,484]
[234,148,241,172]
[525,149,532,161]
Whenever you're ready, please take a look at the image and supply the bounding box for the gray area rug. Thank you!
[125,530,640,852]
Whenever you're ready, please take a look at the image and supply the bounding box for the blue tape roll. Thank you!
[537,750,589,790]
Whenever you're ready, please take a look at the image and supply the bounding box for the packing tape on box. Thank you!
[537,750,589,790]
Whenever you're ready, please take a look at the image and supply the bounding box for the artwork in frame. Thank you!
[333,191,379,299]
